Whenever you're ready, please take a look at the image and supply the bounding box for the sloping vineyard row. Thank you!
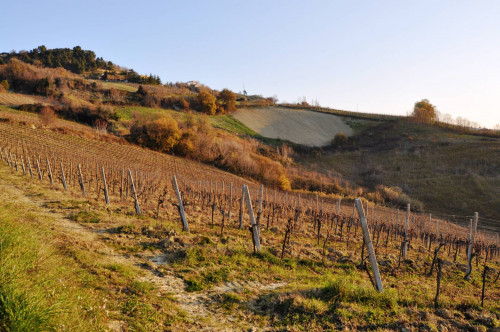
[0,122,498,274]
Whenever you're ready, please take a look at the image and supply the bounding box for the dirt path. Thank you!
[233,107,353,146]
[0,173,284,331]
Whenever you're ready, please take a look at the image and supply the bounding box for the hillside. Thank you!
[293,116,500,228]
[0,47,499,331]
[0,120,499,330]
[1,47,499,226]
[232,107,354,146]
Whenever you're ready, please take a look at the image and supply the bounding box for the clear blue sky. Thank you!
[2,0,500,127]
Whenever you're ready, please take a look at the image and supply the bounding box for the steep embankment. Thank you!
[233,107,353,146]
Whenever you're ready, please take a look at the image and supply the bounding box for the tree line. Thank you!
[0,45,113,74]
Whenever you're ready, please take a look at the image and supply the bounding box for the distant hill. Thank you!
[0,45,162,84]
[0,45,112,74]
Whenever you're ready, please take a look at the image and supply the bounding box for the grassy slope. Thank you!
[210,114,260,137]
[301,119,500,225]
[0,168,183,331]
[91,80,139,92]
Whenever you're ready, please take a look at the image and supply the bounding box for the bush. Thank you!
[38,107,57,127]
[217,89,236,113]
[279,174,291,190]
[197,91,216,115]
[175,130,196,156]
[179,98,190,111]
[332,132,348,147]
[0,79,9,91]
[144,116,181,152]
[376,185,424,211]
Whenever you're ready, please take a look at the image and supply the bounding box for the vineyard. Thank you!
[1,119,499,330]
[0,92,42,106]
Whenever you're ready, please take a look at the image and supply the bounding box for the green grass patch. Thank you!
[128,280,156,296]
[210,114,260,137]
[115,106,180,122]
[0,203,102,331]
[98,81,139,92]
[70,210,100,223]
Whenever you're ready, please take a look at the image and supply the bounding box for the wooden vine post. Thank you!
[36,158,42,181]
[228,182,232,222]
[46,157,54,185]
[27,156,33,179]
[101,166,110,205]
[128,169,141,215]
[395,209,399,239]
[239,185,245,229]
[20,156,26,175]
[257,184,263,224]
[77,164,86,197]
[427,213,432,249]
[60,162,68,190]
[355,198,383,292]
[434,258,443,307]
[465,212,478,280]
[243,185,261,253]
[120,168,124,201]
[172,175,189,232]
[403,204,410,258]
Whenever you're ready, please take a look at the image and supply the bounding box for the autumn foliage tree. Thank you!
[412,99,437,124]
[217,88,236,113]
[130,116,181,153]
[197,90,217,115]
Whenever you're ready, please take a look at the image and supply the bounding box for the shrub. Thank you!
[376,185,424,211]
[143,94,160,108]
[175,130,196,156]
[279,173,291,191]
[144,116,181,152]
[38,107,57,127]
[197,91,216,115]
[34,77,55,96]
[108,88,125,104]
[179,98,190,111]
[136,85,149,96]
[332,132,348,147]
[217,89,236,113]
[0,79,9,91]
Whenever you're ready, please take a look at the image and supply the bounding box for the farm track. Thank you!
[0,167,284,331]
